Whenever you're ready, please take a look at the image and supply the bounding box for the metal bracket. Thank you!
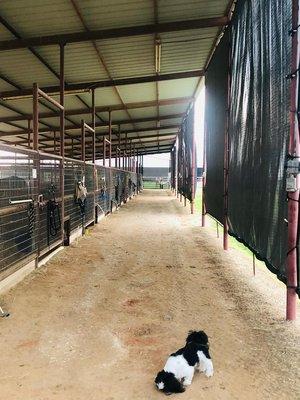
[9,198,33,205]
[286,158,300,174]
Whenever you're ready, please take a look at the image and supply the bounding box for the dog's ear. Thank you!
[186,330,209,345]
[155,370,165,383]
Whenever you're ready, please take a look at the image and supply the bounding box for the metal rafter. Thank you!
[0,70,204,100]
[0,97,192,125]
[0,17,228,50]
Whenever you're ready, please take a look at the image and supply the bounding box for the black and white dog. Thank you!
[155,331,213,395]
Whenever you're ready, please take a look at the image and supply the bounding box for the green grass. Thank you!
[194,189,254,257]
[143,180,169,189]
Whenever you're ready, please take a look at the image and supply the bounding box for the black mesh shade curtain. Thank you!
[178,105,196,201]
[204,30,230,223]
[228,0,292,283]
[205,0,295,288]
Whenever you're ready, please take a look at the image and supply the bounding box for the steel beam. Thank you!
[0,17,228,51]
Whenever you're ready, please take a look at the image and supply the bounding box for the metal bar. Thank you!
[54,130,57,154]
[81,120,85,161]
[0,17,228,50]
[118,125,121,168]
[223,35,231,251]
[59,43,65,249]
[0,111,183,125]
[0,97,192,124]
[103,134,106,166]
[83,122,95,134]
[92,89,96,163]
[130,140,132,171]
[191,106,196,214]
[202,122,207,227]
[1,123,179,140]
[27,119,31,148]
[125,133,128,170]
[286,0,300,321]
[33,83,39,151]
[109,110,112,167]
[37,88,64,111]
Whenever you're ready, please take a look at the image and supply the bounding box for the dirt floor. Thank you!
[0,190,299,400]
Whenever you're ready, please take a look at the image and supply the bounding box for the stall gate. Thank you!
[0,144,141,280]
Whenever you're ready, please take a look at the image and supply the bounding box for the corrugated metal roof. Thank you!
[158,0,228,22]
[74,0,155,30]
[0,0,82,36]
[0,0,232,154]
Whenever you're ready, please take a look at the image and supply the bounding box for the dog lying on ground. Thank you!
[155,330,213,395]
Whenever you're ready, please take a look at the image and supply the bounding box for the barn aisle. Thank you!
[0,190,299,400]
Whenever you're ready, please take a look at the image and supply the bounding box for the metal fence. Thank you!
[0,143,141,279]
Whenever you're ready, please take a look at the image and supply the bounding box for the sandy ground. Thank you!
[0,189,299,400]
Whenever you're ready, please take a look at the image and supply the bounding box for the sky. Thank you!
[143,86,205,168]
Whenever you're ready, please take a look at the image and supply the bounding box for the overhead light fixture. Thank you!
[155,39,162,74]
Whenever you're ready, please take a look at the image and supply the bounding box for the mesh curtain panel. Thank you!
[204,30,230,223]
[228,0,292,283]
[178,105,195,201]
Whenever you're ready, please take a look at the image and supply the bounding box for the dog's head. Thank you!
[155,370,185,395]
[186,330,209,346]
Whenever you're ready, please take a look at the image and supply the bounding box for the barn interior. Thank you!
[0,1,299,400]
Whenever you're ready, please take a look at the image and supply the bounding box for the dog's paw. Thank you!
[205,368,214,378]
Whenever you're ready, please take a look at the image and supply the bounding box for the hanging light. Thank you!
[155,39,162,74]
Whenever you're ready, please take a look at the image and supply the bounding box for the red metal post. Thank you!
[92,89,96,163]
[118,125,121,168]
[71,137,74,158]
[223,39,232,250]
[59,43,65,247]
[33,83,39,151]
[81,120,85,161]
[286,0,300,321]
[191,105,196,213]
[125,133,128,170]
[27,119,31,148]
[103,137,106,166]
[130,140,132,171]
[201,122,206,227]
[53,130,56,154]
[108,110,112,167]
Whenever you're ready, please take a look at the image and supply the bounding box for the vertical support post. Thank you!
[71,137,74,158]
[59,43,65,247]
[108,110,112,167]
[286,0,300,321]
[191,106,196,214]
[54,131,57,154]
[102,136,106,167]
[202,123,206,227]
[92,89,96,163]
[60,44,65,159]
[32,83,39,267]
[130,140,132,171]
[27,119,31,148]
[103,138,106,166]
[118,125,121,169]
[33,83,39,151]
[125,133,128,170]
[81,120,86,161]
[223,37,231,250]
[91,89,96,224]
